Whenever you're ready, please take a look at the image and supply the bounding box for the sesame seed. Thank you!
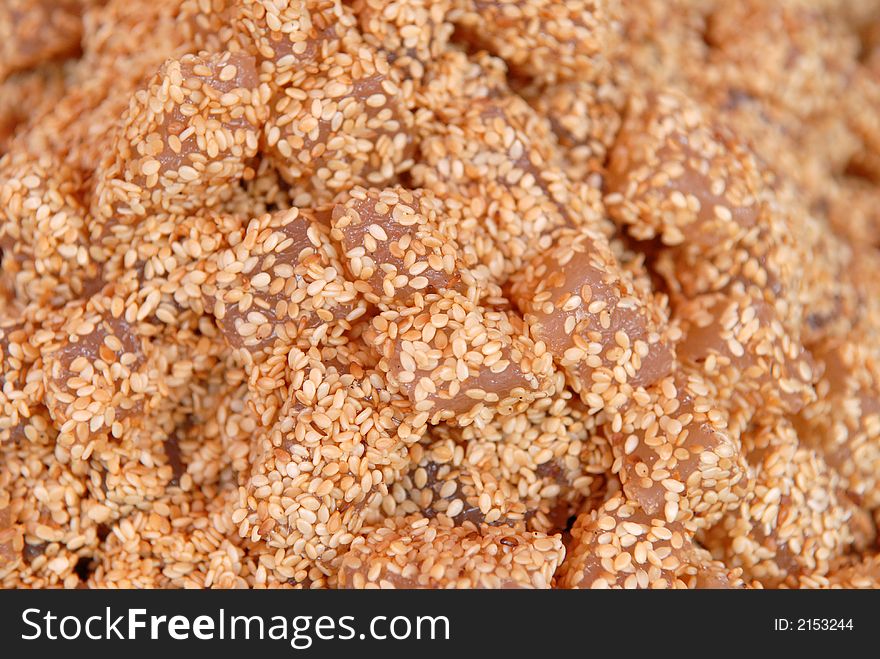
[1,0,876,592]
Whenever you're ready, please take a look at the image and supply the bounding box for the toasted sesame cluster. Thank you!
[339,515,564,588]
[2,0,880,590]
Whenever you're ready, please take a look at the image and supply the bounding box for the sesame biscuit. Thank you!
[512,227,673,411]
[331,186,474,306]
[367,290,557,425]
[91,51,266,228]
[701,419,860,588]
[450,0,615,86]
[206,207,365,358]
[0,0,85,82]
[606,367,747,528]
[3,0,880,591]
[558,492,741,590]
[339,515,564,589]
[390,387,610,532]
[0,153,101,306]
[233,345,417,582]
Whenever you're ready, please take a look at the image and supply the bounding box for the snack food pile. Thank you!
[1,0,880,589]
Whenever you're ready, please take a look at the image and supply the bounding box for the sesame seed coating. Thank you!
[676,288,816,421]
[367,290,557,425]
[827,179,880,249]
[238,3,418,203]
[0,65,68,154]
[0,153,101,306]
[233,344,418,583]
[232,0,347,70]
[796,327,880,509]
[91,50,265,227]
[3,0,880,590]
[806,555,880,590]
[339,515,564,588]
[43,308,146,437]
[607,90,762,250]
[512,227,673,411]
[701,419,860,587]
[390,387,610,532]
[0,304,58,446]
[0,1,85,82]
[0,502,23,570]
[524,76,624,180]
[413,92,608,282]
[354,0,453,82]
[1,438,99,588]
[207,207,364,356]
[14,0,211,178]
[262,52,415,202]
[846,67,880,184]
[450,0,614,86]
[607,368,747,529]
[331,185,471,307]
[705,2,858,121]
[558,492,746,590]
